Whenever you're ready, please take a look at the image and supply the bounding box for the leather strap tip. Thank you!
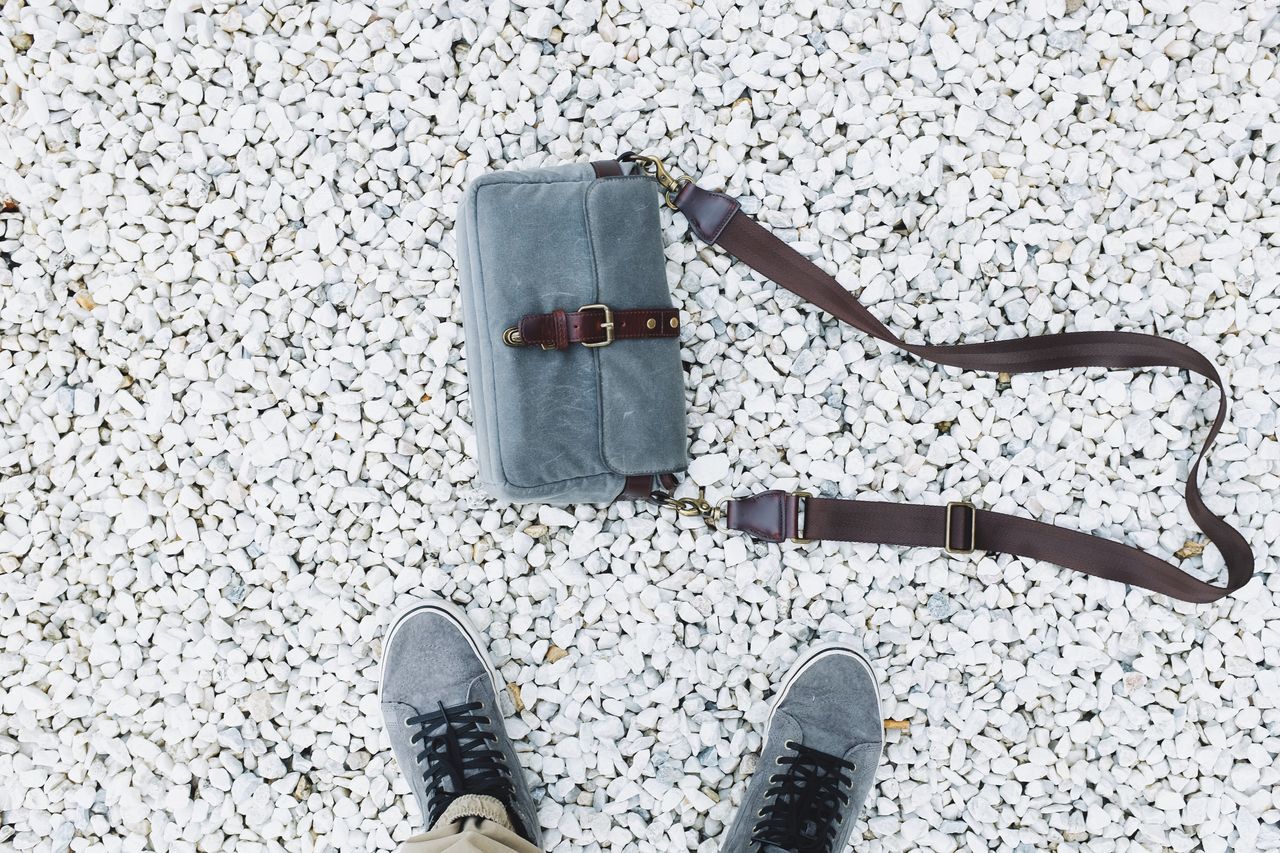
[726,490,800,543]
[674,182,740,243]
[516,317,551,350]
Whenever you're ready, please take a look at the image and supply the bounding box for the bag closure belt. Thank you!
[505,306,680,350]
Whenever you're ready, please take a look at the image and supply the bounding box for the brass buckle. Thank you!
[944,501,976,555]
[578,303,614,348]
[791,491,812,544]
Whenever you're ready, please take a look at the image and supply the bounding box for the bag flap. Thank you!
[585,177,687,477]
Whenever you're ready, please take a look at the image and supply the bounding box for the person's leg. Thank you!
[380,601,545,853]
[719,644,885,852]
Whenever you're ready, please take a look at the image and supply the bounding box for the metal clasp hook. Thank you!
[625,153,691,209]
[651,489,725,528]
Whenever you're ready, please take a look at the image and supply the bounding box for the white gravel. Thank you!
[2,1,1279,852]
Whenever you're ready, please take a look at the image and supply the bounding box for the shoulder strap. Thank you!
[638,162,1251,603]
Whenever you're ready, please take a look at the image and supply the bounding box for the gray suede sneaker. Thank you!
[720,645,885,852]
[379,601,541,845]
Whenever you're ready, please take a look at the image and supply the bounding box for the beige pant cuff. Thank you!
[431,795,513,832]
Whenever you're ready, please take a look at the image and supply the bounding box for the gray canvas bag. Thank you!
[457,153,1253,604]
[457,160,686,504]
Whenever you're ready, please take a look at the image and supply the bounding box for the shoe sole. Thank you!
[767,643,885,761]
[377,598,503,704]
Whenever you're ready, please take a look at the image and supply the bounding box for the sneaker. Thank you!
[379,600,541,846]
[720,645,885,852]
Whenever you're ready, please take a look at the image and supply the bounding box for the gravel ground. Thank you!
[3,1,1279,851]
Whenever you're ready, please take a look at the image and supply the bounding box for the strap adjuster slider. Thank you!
[945,501,977,555]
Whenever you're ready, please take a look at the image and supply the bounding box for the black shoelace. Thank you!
[406,701,519,828]
[751,741,857,853]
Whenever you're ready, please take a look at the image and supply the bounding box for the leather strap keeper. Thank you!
[725,491,804,543]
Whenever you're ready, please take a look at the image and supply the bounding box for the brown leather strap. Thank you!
[622,475,655,500]
[515,307,680,350]
[621,473,680,500]
[649,172,1251,603]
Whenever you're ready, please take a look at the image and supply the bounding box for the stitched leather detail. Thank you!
[674,182,740,243]
[726,491,797,543]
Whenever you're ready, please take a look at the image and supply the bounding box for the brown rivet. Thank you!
[646,318,657,330]
[669,317,679,328]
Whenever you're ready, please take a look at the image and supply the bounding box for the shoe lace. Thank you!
[406,701,518,827]
[751,741,857,853]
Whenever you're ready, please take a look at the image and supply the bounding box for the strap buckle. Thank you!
[791,491,812,544]
[944,501,977,555]
[577,303,615,348]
